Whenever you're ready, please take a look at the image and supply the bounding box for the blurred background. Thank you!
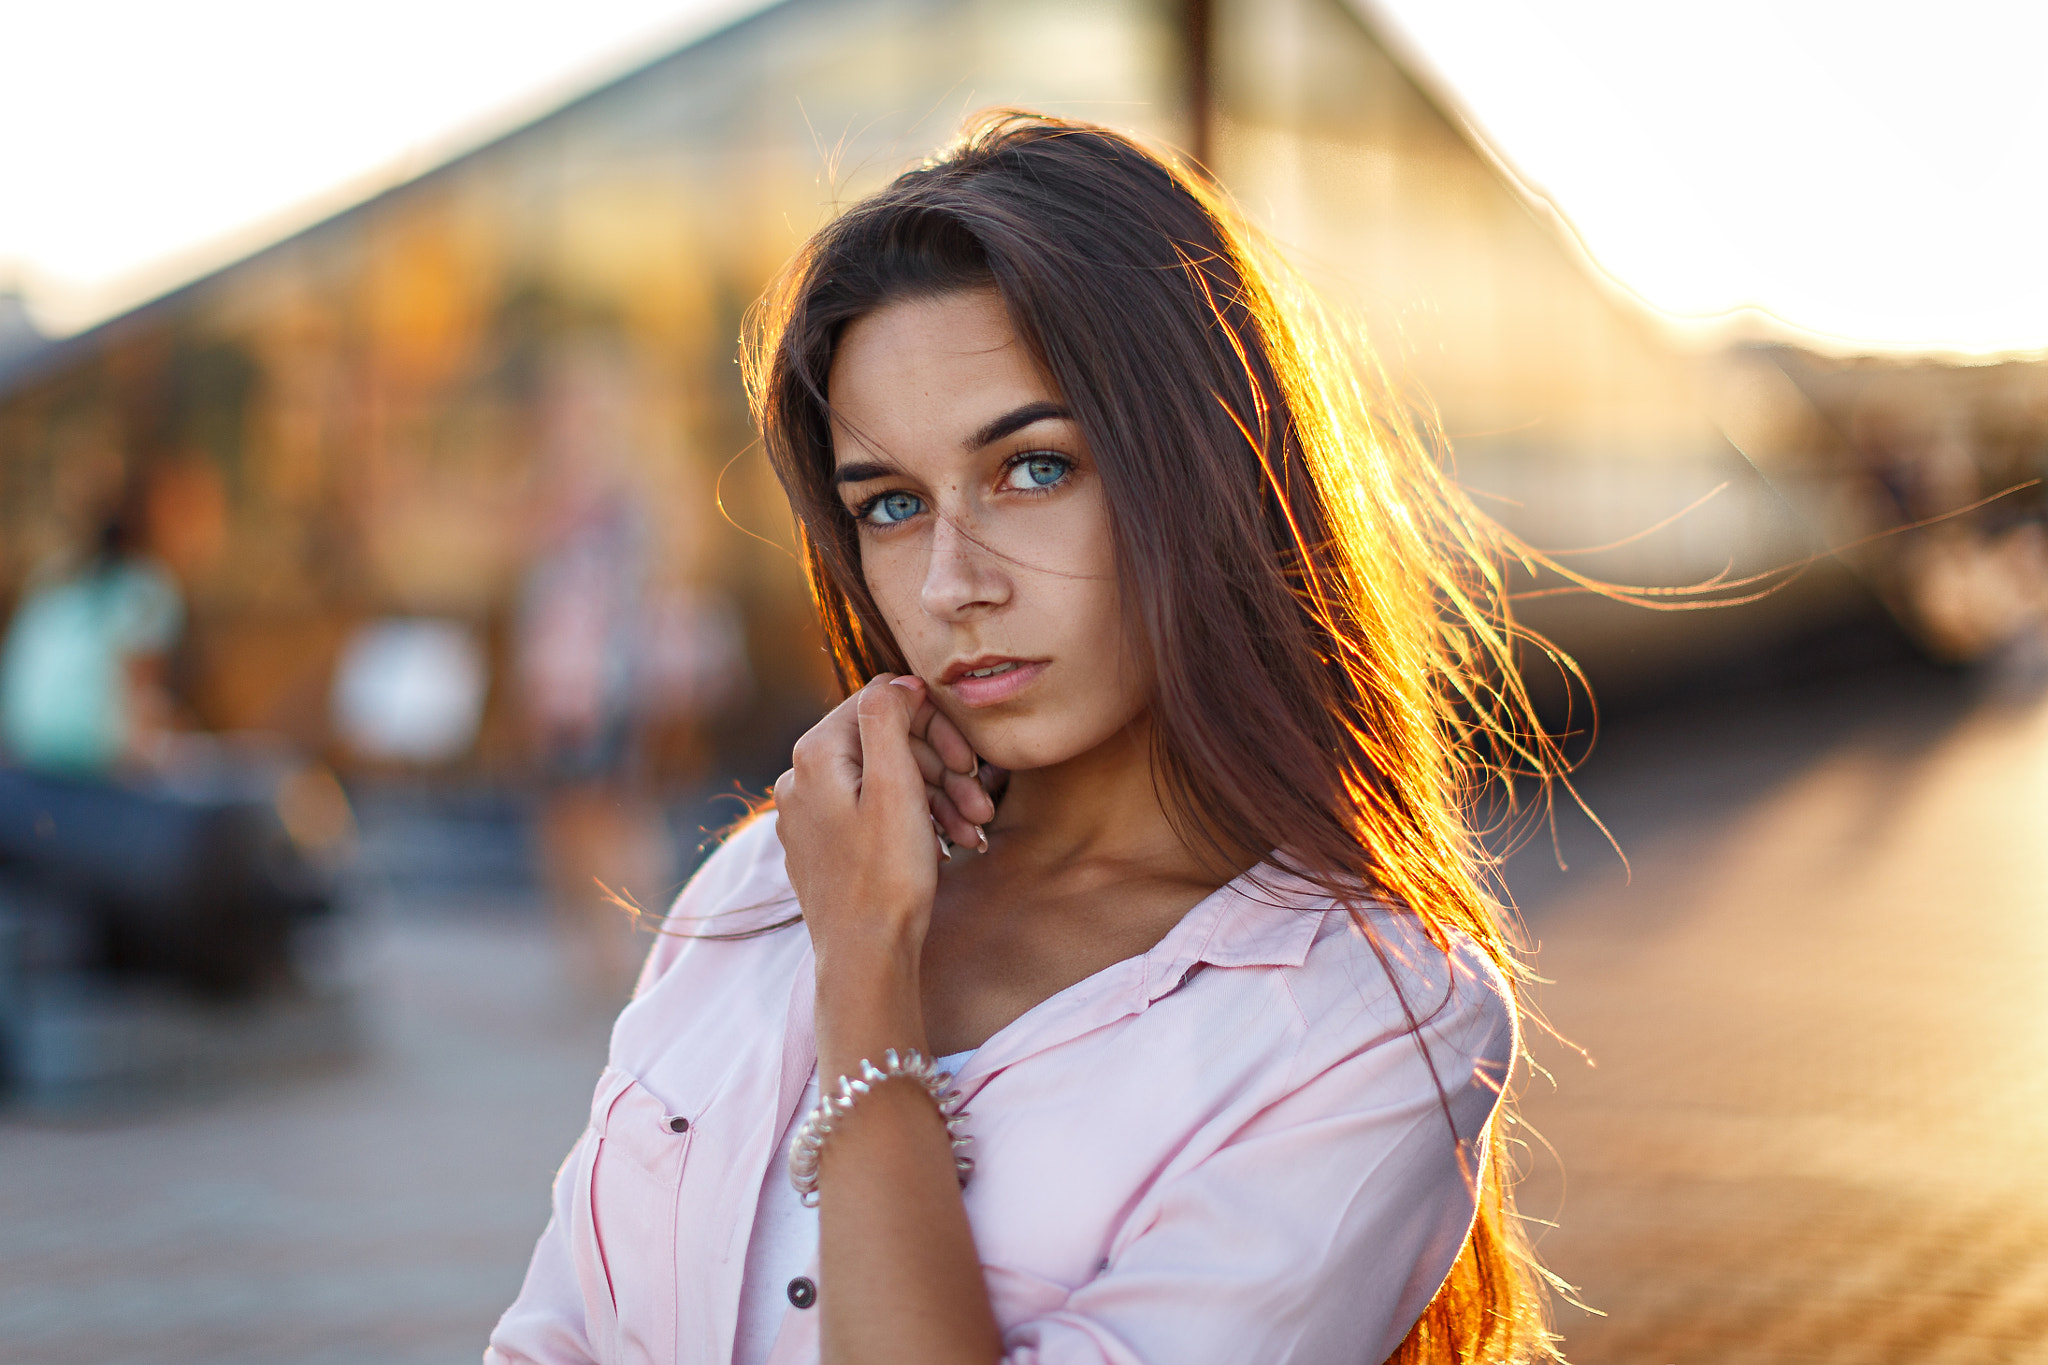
[1,1,2044,1362]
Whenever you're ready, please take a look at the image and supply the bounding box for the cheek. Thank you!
[1087,598,1151,720]
[859,545,935,664]
[1025,500,1140,698]
[1063,572,1132,671]
[1067,534,1140,685]
[1036,555,1148,733]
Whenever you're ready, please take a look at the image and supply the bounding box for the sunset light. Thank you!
[1375,0,2048,356]
[0,0,753,333]
[4,5,2046,1363]
[3,2,2044,353]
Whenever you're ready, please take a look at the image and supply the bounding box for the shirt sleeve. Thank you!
[630,809,786,994]
[484,1130,599,1365]
[482,811,784,1365]
[999,962,1515,1365]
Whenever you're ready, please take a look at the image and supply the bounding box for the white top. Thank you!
[731,1049,976,1365]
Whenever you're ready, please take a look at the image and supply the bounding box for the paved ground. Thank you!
[0,908,617,1365]
[1,662,2043,1364]
[1508,663,2048,1364]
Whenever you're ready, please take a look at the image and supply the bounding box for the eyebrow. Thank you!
[968,400,1070,451]
[831,401,1073,486]
[832,461,896,486]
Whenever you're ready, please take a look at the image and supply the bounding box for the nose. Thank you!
[919,512,1011,621]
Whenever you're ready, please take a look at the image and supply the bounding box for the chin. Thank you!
[959,708,1138,773]
[954,723,1061,773]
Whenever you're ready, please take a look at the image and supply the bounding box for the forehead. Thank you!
[827,290,1055,462]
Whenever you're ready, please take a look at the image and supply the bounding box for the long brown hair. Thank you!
[744,110,1565,1364]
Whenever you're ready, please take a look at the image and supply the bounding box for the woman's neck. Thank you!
[983,714,1231,889]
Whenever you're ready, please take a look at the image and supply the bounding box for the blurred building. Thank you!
[3,0,2031,787]
[0,289,45,380]
[1709,346,2048,664]
[0,0,1195,785]
[1210,0,1837,694]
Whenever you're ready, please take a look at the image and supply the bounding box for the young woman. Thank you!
[487,112,1560,1365]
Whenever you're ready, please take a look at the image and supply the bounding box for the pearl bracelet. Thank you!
[787,1048,975,1208]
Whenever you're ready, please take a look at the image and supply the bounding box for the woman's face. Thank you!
[827,288,1146,771]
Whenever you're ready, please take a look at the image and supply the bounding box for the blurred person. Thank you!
[516,338,672,1006]
[0,495,182,775]
[488,115,1560,1365]
[635,583,752,774]
[0,462,344,1003]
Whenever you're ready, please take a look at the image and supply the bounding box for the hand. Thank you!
[903,685,998,851]
[773,675,993,963]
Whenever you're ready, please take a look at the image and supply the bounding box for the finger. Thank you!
[794,687,866,755]
[906,734,950,788]
[927,788,979,849]
[792,689,869,787]
[884,676,938,756]
[889,673,927,706]
[941,764,995,826]
[924,708,978,776]
[893,678,938,746]
[854,676,926,804]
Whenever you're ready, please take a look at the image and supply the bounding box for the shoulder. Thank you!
[1179,866,1515,1093]
[106,557,182,643]
[1280,892,1517,1088]
[668,807,794,930]
[684,807,788,901]
[631,808,798,988]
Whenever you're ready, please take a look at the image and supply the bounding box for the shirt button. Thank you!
[786,1276,817,1309]
[666,1115,690,1134]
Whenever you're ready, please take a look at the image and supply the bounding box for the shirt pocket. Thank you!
[571,1065,695,1365]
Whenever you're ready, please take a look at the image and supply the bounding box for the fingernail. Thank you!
[937,831,953,861]
[973,825,988,854]
[890,676,923,691]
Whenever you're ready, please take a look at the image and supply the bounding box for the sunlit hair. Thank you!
[743,110,1568,1364]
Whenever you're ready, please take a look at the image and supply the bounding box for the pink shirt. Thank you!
[485,812,1515,1365]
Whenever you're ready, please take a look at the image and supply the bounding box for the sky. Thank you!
[2,0,2043,354]
[0,0,757,335]
[1374,0,2048,357]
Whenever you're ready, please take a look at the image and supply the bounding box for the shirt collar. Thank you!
[943,860,1336,1097]
[1139,863,1331,1003]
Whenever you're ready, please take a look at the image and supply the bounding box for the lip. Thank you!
[937,655,1049,708]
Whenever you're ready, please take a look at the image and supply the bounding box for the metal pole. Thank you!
[1183,0,1212,170]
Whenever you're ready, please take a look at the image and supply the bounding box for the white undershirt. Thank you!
[731,1050,976,1365]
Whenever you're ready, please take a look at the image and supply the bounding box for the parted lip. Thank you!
[937,654,1043,685]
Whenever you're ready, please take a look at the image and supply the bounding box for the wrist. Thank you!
[788,1047,973,1206]
[812,919,922,992]
[815,971,926,1092]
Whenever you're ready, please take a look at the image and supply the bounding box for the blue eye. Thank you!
[863,490,924,526]
[1004,453,1071,491]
